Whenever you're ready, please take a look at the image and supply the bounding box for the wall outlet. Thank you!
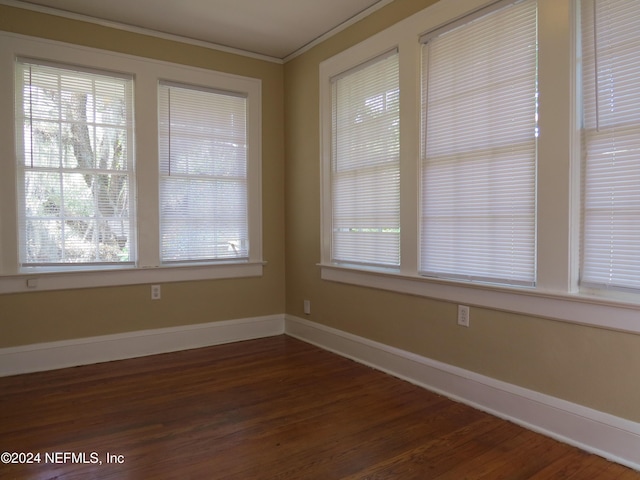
[457,305,470,327]
[303,299,311,315]
[151,284,161,300]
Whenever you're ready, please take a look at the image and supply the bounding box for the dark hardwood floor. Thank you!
[0,335,638,479]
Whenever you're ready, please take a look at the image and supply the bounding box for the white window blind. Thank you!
[158,82,248,263]
[15,59,135,267]
[331,51,400,267]
[580,0,640,291]
[420,0,538,286]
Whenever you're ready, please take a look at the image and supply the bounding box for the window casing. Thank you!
[320,0,640,333]
[0,33,262,293]
[325,0,538,287]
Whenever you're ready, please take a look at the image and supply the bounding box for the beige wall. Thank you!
[283,0,640,423]
[2,0,640,425]
[0,5,286,345]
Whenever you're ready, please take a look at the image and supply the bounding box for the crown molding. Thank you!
[0,0,284,64]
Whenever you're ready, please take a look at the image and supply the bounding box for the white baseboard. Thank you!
[284,314,640,471]
[0,314,285,377]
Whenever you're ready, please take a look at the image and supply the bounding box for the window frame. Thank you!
[418,0,538,287]
[15,59,137,268]
[157,81,251,264]
[578,0,640,294]
[329,48,401,269]
[0,32,263,294]
[319,0,640,334]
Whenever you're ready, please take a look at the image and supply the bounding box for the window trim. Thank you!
[320,263,640,334]
[0,31,263,293]
[319,0,640,334]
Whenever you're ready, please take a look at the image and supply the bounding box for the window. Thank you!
[580,0,640,292]
[320,0,640,332]
[420,0,538,286]
[323,0,538,286]
[16,60,135,268]
[0,33,262,292]
[159,82,249,263]
[329,51,400,268]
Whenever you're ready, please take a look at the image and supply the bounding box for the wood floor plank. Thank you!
[0,335,637,479]
[527,450,602,479]
[341,415,514,480]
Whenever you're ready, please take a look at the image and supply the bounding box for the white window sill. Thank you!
[0,261,265,294]
[320,264,640,335]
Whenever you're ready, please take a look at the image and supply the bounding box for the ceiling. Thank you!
[8,0,392,60]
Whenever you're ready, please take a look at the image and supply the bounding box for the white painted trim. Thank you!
[285,315,640,471]
[321,264,640,335]
[0,262,264,294]
[0,314,284,377]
